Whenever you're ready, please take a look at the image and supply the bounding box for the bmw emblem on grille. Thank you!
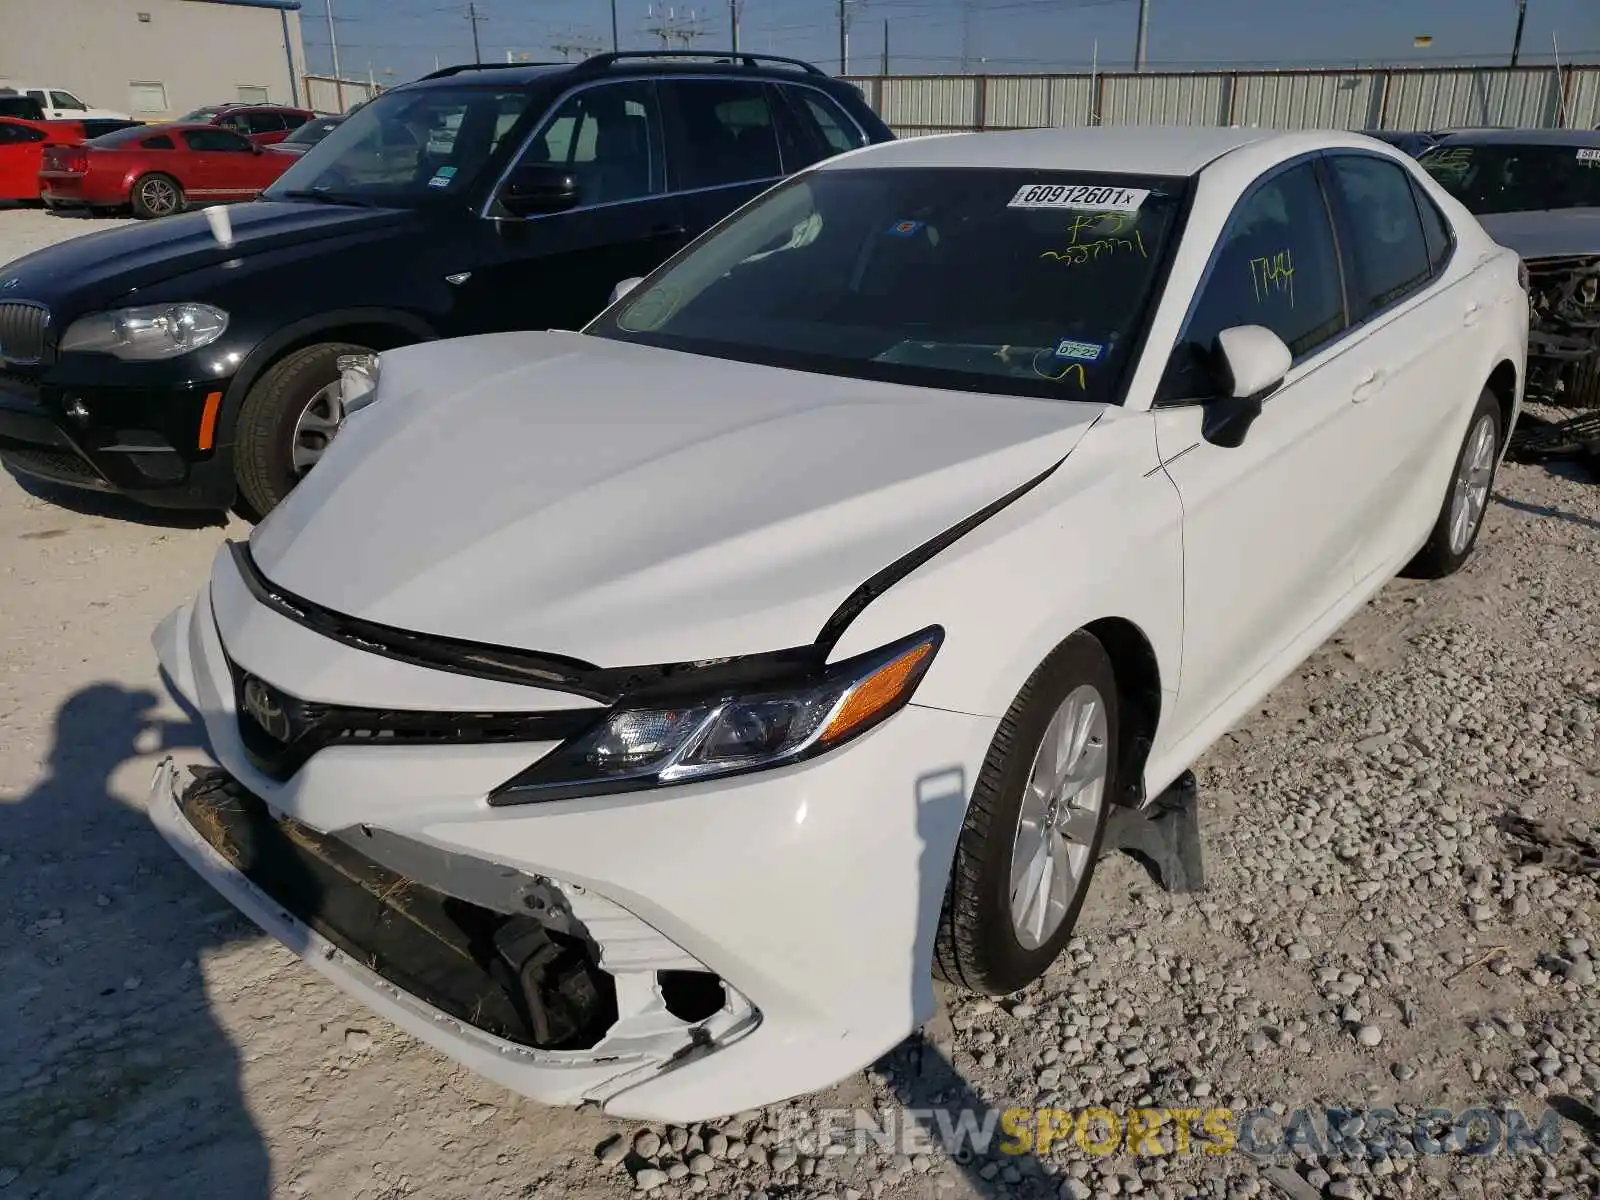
[241,676,294,744]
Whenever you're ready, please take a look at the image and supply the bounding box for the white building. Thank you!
[3,0,308,120]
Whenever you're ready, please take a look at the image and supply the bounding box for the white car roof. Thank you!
[819,125,1383,179]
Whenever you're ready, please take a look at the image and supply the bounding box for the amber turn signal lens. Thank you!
[819,640,935,745]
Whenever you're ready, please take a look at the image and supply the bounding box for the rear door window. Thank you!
[282,111,310,130]
[245,111,287,134]
[659,79,783,190]
[1324,154,1433,318]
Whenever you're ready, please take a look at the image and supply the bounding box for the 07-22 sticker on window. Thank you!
[1008,184,1149,212]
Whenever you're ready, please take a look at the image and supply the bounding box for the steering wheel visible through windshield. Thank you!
[262,86,533,206]
[588,166,1188,404]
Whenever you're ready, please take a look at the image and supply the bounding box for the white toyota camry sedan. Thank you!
[152,125,1526,1121]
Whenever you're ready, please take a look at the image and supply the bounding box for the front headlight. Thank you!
[59,303,228,360]
[491,627,942,805]
[337,352,381,414]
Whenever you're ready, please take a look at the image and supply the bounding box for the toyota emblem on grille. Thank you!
[242,677,294,744]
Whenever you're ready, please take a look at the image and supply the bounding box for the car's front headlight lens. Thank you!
[337,352,381,415]
[59,303,229,360]
[491,628,942,804]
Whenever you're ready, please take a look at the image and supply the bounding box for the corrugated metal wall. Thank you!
[301,74,380,114]
[845,65,1600,135]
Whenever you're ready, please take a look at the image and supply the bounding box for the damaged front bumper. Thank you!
[1517,255,1600,460]
[150,554,1001,1121]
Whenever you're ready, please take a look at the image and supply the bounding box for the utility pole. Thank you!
[838,0,847,74]
[611,0,620,52]
[960,0,972,73]
[466,2,486,64]
[324,0,342,80]
[1134,0,1149,71]
[729,0,742,53]
[1510,0,1529,67]
[880,18,888,74]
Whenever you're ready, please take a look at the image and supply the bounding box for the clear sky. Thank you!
[299,0,1599,83]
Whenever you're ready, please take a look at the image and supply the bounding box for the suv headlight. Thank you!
[491,628,943,804]
[59,303,229,360]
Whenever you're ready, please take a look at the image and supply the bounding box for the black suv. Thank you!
[0,52,890,514]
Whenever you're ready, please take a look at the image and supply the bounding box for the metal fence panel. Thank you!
[302,74,378,114]
[984,73,1095,128]
[1101,72,1226,125]
[1569,66,1600,128]
[1232,72,1383,129]
[878,76,976,128]
[1383,68,1559,130]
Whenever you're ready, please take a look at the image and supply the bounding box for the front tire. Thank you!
[934,632,1118,996]
[1404,388,1502,580]
[233,342,370,517]
[130,173,183,219]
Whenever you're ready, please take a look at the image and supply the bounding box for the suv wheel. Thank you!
[234,341,370,517]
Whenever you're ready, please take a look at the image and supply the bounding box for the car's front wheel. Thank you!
[934,631,1118,996]
[130,173,183,219]
[233,341,371,517]
[1405,387,1502,579]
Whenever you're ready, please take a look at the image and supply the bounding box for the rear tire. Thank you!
[233,342,371,518]
[1404,388,1502,580]
[130,173,183,219]
[934,631,1118,996]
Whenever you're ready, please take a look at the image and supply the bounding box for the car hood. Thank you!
[250,332,1104,668]
[0,201,419,311]
[1478,209,1600,261]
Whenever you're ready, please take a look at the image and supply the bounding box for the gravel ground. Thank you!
[1,211,1598,1200]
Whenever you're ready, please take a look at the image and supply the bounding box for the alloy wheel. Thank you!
[138,177,179,216]
[1448,413,1496,555]
[1008,682,1109,950]
[291,382,345,473]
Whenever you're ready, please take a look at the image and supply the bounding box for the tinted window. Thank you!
[26,91,46,105]
[1411,176,1453,276]
[1420,141,1600,214]
[282,111,310,130]
[51,91,85,110]
[0,98,43,119]
[0,123,45,144]
[183,128,253,152]
[266,86,534,206]
[798,90,864,154]
[525,82,660,206]
[245,111,286,134]
[141,134,176,150]
[662,80,781,189]
[216,113,247,131]
[593,168,1187,405]
[1326,155,1432,317]
[1168,162,1346,398]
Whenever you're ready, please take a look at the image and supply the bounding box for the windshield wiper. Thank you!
[276,188,378,208]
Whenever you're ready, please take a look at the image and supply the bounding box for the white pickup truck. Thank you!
[0,81,131,121]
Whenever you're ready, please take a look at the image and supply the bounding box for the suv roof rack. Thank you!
[419,61,563,81]
[577,50,826,76]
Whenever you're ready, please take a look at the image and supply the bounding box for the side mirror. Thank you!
[1202,324,1291,448]
[609,277,643,305]
[499,163,580,218]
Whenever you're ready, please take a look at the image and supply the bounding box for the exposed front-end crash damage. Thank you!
[1514,255,1600,464]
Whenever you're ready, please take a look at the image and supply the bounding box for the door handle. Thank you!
[1463,301,1483,327]
[1351,368,1385,403]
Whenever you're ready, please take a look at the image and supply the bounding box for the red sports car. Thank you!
[39,123,292,218]
[0,116,93,201]
[179,104,317,146]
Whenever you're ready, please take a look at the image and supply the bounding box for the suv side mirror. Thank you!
[499,163,581,218]
[1201,325,1291,448]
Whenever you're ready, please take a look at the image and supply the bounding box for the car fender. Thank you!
[213,307,442,452]
[826,408,1184,753]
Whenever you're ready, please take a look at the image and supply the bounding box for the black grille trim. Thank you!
[0,302,51,366]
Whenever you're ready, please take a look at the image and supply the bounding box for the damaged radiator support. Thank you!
[1515,255,1600,469]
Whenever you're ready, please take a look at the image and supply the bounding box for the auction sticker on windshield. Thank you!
[1578,148,1600,164]
[1008,184,1149,212]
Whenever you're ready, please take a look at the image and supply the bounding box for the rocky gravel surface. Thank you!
[1,210,1598,1199]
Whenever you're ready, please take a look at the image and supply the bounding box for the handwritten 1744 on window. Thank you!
[1250,249,1295,309]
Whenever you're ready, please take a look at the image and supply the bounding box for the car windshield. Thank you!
[262,86,534,206]
[1419,140,1600,214]
[282,117,342,146]
[589,167,1188,404]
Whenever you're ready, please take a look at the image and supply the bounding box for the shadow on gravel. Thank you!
[874,765,1057,1199]
[0,684,270,1197]
[1493,492,1600,533]
[5,469,228,530]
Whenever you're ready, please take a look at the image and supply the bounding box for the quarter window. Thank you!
[141,134,176,150]
[1165,161,1347,399]
[0,123,44,144]
[183,128,253,153]
[1410,176,1454,277]
[798,90,863,154]
[1325,154,1433,317]
[661,79,782,190]
[527,82,661,206]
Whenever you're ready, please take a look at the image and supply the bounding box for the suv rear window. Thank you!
[594,167,1188,405]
